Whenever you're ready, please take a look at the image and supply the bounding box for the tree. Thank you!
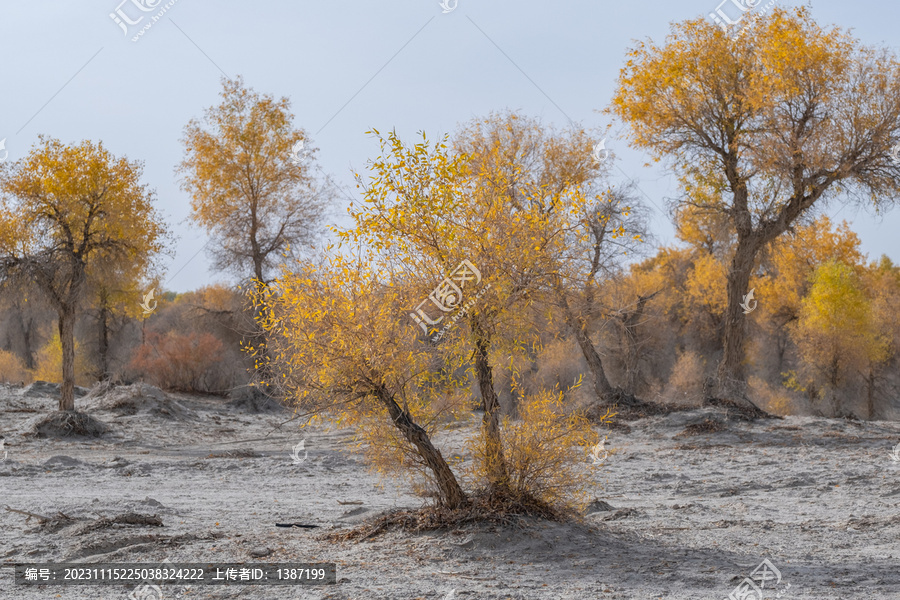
[178,76,333,286]
[860,256,900,419]
[451,113,646,409]
[251,253,468,508]
[260,116,607,513]
[550,184,647,405]
[345,113,617,492]
[789,260,888,415]
[753,216,864,375]
[345,125,519,489]
[86,239,164,380]
[0,137,168,410]
[0,277,50,371]
[611,7,900,407]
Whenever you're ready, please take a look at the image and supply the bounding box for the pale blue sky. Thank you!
[1,0,898,291]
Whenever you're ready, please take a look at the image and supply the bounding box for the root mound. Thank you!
[588,397,693,423]
[675,417,728,437]
[228,386,285,413]
[85,383,195,420]
[33,411,108,438]
[328,490,566,542]
[23,381,89,399]
[704,396,779,421]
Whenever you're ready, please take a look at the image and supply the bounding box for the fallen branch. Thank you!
[437,571,494,581]
[77,513,163,534]
[337,501,363,505]
[4,505,52,522]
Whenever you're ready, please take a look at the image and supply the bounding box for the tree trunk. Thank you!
[554,279,615,403]
[620,292,658,396]
[375,384,466,508]
[58,304,77,411]
[574,319,615,400]
[829,355,841,416]
[17,309,36,370]
[866,368,876,421]
[470,317,509,489]
[98,293,110,380]
[716,236,759,405]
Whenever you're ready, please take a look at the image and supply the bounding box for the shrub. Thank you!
[0,349,31,384]
[466,386,602,511]
[661,350,706,406]
[128,331,226,393]
[32,332,93,386]
[749,375,808,416]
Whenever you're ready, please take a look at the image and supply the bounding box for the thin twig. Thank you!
[4,505,52,521]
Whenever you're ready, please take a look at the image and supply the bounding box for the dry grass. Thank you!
[749,375,805,416]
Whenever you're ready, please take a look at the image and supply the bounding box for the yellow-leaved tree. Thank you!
[789,261,888,415]
[341,114,607,505]
[251,253,469,508]
[179,76,335,394]
[861,257,900,418]
[753,216,864,375]
[610,6,900,410]
[255,119,605,515]
[178,76,333,285]
[0,137,168,411]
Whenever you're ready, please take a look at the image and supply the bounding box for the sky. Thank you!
[1,0,899,292]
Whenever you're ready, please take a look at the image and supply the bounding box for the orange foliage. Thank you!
[129,331,225,393]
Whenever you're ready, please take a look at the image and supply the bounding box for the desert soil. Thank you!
[1,382,899,600]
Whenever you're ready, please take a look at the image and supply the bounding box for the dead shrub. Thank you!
[128,331,226,393]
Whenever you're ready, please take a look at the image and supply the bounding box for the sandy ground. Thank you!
[1,382,899,600]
